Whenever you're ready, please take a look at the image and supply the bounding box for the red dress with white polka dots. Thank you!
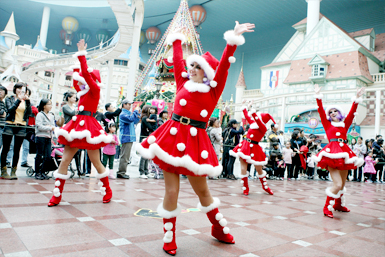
[312,96,364,170]
[230,108,268,166]
[137,37,239,177]
[55,54,112,150]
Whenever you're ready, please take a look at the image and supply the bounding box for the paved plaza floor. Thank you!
[0,159,384,257]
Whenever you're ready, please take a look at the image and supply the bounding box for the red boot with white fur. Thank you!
[333,187,350,212]
[257,170,273,195]
[323,187,339,218]
[157,203,182,256]
[198,197,235,244]
[96,170,112,203]
[48,171,71,207]
[240,173,249,195]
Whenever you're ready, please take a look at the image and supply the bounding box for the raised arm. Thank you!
[166,32,187,92]
[73,39,99,93]
[345,88,365,129]
[313,85,328,126]
[212,22,254,99]
[250,111,265,130]
[242,107,255,125]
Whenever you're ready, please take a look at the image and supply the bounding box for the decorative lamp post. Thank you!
[155,82,162,99]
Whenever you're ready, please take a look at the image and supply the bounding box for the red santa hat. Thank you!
[257,112,278,128]
[72,67,101,85]
[186,52,219,82]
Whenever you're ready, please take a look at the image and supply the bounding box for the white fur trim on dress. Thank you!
[223,30,245,46]
[166,33,186,45]
[53,171,71,180]
[184,80,211,93]
[73,50,87,57]
[314,93,324,99]
[186,55,215,81]
[157,203,182,219]
[197,197,220,213]
[256,169,267,178]
[351,96,363,104]
[55,128,113,145]
[136,143,222,177]
[72,72,87,86]
[250,123,259,129]
[325,187,340,198]
[95,170,109,179]
[228,56,236,63]
[229,150,268,166]
[312,151,364,167]
[331,121,345,128]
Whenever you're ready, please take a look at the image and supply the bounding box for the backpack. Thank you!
[222,127,234,147]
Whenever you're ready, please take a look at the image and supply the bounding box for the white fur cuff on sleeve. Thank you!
[166,33,186,45]
[224,30,245,46]
[351,96,363,104]
[313,94,323,99]
[69,64,80,70]
[73,50,88,58]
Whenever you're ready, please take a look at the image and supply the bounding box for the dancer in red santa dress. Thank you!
[313,84,365,218]
[230,100,275,196]
[47,39,114,207]
[136,21,254,255]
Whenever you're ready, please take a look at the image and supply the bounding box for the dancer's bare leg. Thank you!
[57,146,79,175]
[188,176,213,207]
[163,171,180,211]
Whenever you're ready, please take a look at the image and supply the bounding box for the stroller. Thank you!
[26,141,76,178]
[148,160,163,179]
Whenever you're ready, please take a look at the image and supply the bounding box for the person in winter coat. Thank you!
[117,99,140,179]
[1,83,32,180]
[136,21,254,255]
[353,136,366,181]
[372,138,385,183]
[313,84,365,218]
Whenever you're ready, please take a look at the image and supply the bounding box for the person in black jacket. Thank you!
[0,84,8,150]
[289,130,304,180]
[222,119,244,179]
[372,138,385,183]
[139,105,154,178]
[1,83,32,180]
[105,103,121,127]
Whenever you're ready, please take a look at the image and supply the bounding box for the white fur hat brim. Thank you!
[325,105,345,119]
[186,55,215,81]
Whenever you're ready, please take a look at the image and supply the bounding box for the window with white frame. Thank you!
[311,64,326,77]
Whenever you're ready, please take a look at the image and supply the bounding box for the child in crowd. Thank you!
[102,122,119,178]
[146,106,158,131]
[275,153,285,180]
[307,152,316,179]
[282,141,293,180]
[363,150,377,183]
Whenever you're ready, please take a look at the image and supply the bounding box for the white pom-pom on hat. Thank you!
[87,68,93,73]
[170,127,177,135]
[167,56,173,63]
[177,143,186,151]
[228,56,236,63]
[148,135,156,144]
[190,127,197,136]
[201,150,209,159]
[181,72,188,78]
[210,81,217,87]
